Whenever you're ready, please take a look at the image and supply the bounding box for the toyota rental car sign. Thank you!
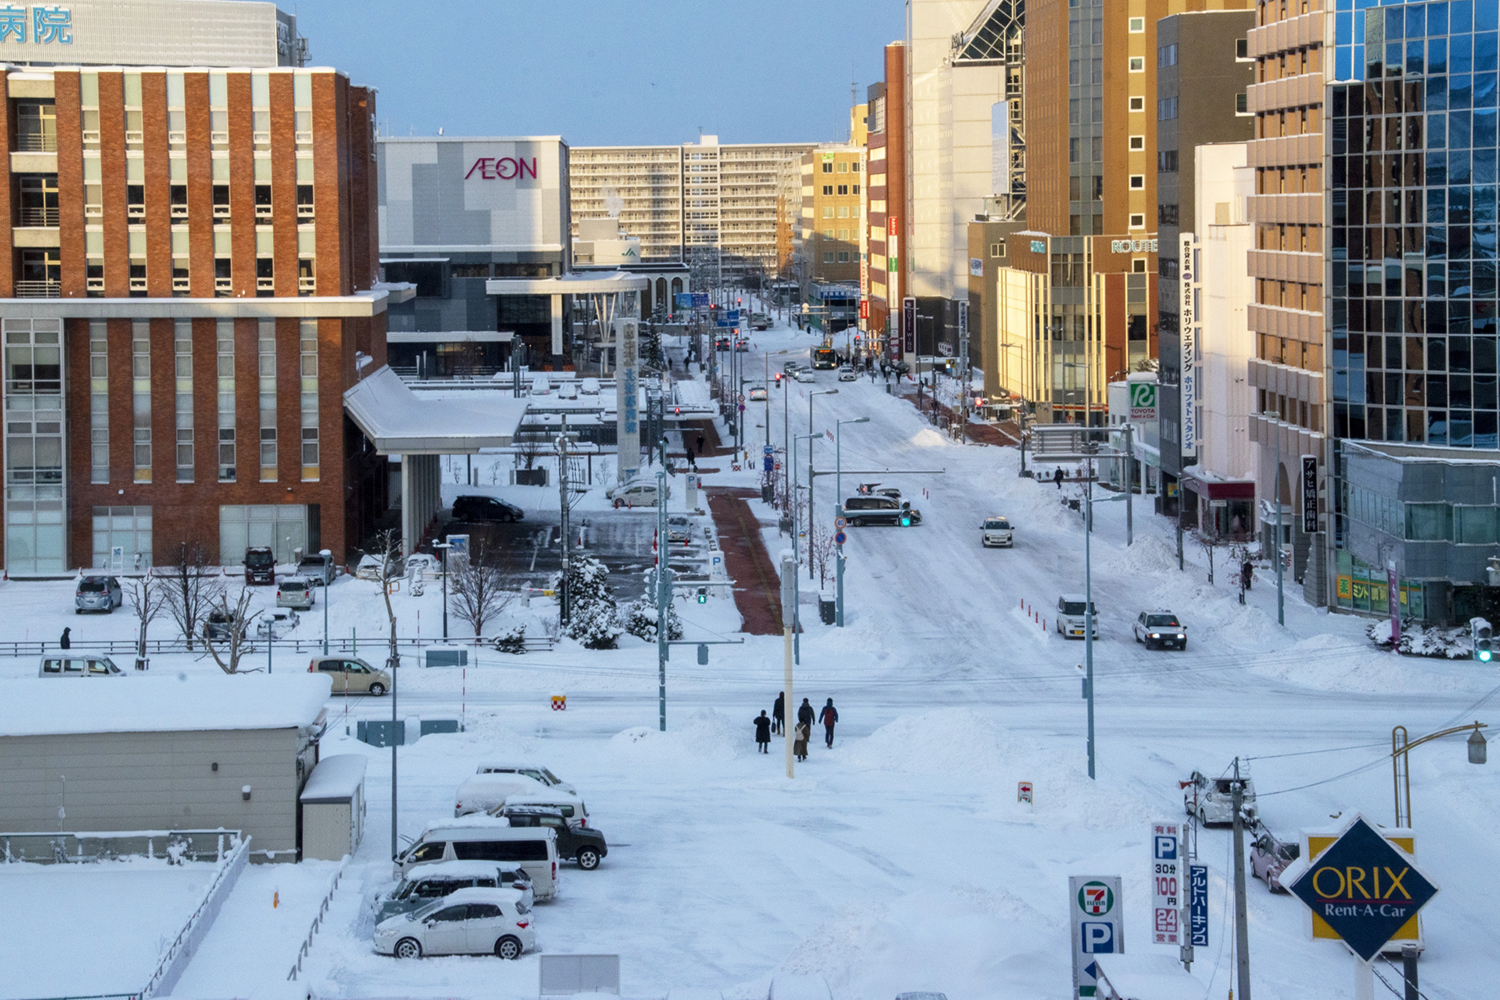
[1069,875,1123,998]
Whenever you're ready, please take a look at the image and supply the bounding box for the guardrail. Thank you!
[1,828,239,865]
[287,858,347,981]
[141,837,249,998]
[0,634,555,660]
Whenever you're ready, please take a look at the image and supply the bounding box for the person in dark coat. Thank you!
[819,698,839,748]
[1241,560,1254,591]
[59,627,71,650]
[696,433,706,455]
[797,697,815,731]
[1054,466,1065,489]
[772,691,785,735]
[754,711,772,753]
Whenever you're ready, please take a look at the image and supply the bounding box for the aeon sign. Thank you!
[464,157,539,181]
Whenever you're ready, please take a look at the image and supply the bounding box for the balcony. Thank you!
[16,279,60,298]
[298,275,315,295]
[214,277,232,296]
[16,206,58,226]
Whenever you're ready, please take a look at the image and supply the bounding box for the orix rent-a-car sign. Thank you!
[1287,815,1438,962]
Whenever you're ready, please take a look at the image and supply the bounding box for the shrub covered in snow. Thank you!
[622,594,683,642]
[490,624,527,655]
[1367,618,1474,659]
[553,556,621,649]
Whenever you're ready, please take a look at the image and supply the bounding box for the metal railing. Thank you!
[287,858,346,981]
[15,279,60,298]
[16,205,59,226]
[16,131,57,152]
[140,837,249,998]
[0,633,554,660]
[1,828,239,865]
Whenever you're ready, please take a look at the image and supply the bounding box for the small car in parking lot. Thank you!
[1182,770,1257,826]
[356,553,399,581]
[404,552,440,578]
[667,515,692,543]
[748,384,768,401]
[607,480,668,509]
[837,365,858,382]
[1250,827,1300,892]
[205,611,245,642]
[277,576,314,610]
[1133,611,1187,650]
[297,553,334,587]
[452,495,525,523]
[980,516,1014,548]
[373,887,534,960]
[308,656,390,695]
[493,804,608,870]
[1055,594,1098,639]
[75,575,123,613]
[375,861,534,921]
[39,655,123,677]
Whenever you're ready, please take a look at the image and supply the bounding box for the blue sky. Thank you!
[296,0,905,146]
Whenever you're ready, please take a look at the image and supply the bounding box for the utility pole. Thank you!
[558,417,571,624]
[1084,450,1096,780]
[1231,758,1253,1000]
[957,301,969,444]
[1123,422,1134,546]
[655,454,672,731]
[781,553,796,778]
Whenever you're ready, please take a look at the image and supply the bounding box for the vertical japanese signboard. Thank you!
[1150,823,1181,946]
[1069,875,1123,998]
[887,216,899,272]
[902,296,916,357]
[1302,455,1318,535]
[1179,233,1197,462]
[618,318,640,483]
[1188,863,1209,947]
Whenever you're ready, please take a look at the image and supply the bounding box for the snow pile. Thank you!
[1243,631,1481,693]
[609,708,744,764]
[907,428,950,449]
[1366,618,1475,659]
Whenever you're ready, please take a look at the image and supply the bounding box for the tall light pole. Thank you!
[808,389,839,578]
[834,417,868,627]
[792,432,818,662]
[319,548,332,656]
[433,542,451,640]
[1263,411,1285,626]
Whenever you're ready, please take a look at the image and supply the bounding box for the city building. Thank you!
[0,0,394,575]
[1154,8,1257,513]
[798,145,865,288]
[1325,2,1500,623]
[568,144,685,264]
[864,43,908,355]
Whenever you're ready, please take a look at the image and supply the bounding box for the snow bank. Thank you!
[907,428,950,449]
[1244,631,1484,693]
[609,708,745,764]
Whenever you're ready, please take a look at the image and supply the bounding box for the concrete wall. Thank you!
[0,727,306,857]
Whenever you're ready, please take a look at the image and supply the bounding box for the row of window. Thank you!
[819,161,861,174]
[1348,488,1500,544]
[819,184,861,196]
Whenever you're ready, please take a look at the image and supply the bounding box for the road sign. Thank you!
[764,457,773,473]
[1017,781,1033,804]
[738,393,745,403]
[1188,863,1209,947]
[764,445,774,456]
[1150,823,1181,946]
[1070,875,1123,998]
[834,531,846,545]
[1286,814,1438,962]
[835,516,847,529]
[737,404,745,412]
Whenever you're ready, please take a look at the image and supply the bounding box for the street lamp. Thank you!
[834,417,869,627]
[1391,721,1488,826]
[433,542,451,641]
[808,389,839,578]
[1262,411,1285,626]
[792,432,819,663]
[319,548,332,655]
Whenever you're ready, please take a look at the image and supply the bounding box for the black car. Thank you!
[841,495,922,527]
[452,495,525,523]
[495,805,608,870]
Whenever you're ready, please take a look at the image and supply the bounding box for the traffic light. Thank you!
[736,298,742,306]
[696,586,708,604]
[1474,617,1494,662]
[899,502,913,527]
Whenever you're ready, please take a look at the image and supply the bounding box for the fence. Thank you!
[141,837,250,998]
[1,828,239,865]
[287,858,347,981]
[0,633,554,660]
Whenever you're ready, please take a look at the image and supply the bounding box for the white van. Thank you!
[395,821,559,901]
[39,655,123,677]
[502,790,590,828]
[455,773,549,816]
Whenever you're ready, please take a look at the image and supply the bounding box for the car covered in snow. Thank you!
[1250,827,1300,892]
[980,516,1014,548]
[1055,594,1099,640]
[475,762,577,795]
[1133,611,1187,650]
[356,553,399,581]
[837,365,858,382]
[455,772,551,816]
[375,860,534,921]
[747,384,768,401]
[1182,770,1257,826]
[373,886,534,960]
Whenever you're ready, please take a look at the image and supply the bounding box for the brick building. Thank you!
[0,2,393,575]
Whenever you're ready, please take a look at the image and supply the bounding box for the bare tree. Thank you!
[162,542,224,651]
[202,587,261,674]
[122,572,168,670]
[447,538,516,640]
[1196,530,1225,586]
[514,431,544,472]
[810,520,836,589]
[375,529,403,676]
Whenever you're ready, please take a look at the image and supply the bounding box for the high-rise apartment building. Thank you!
[569,145,684,262]
[865,43,908,355]
[0,1,391,576]
[799,146,865,287]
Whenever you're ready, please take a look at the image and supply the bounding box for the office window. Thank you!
[852,184,860,195]
[837,206,849,219]
[838,229,849,240]
[1129,56,1145,73]
[1236,38,1250,60]
[258,321,276,481]
[990,241,1006,258]
[1236,93,1250,115]
[837,252,850,263]
[823,228,834,239]
[1129,16,1145,32]
[217,321,235,481]
[1129,213,1146,229]
[837,162,849,173]
[823,206,835,219]
[1158,44,1178,68]
[1130,96,1145,112]
[837,184,848,195]
[822,162,833,173]
[822,185,833,196]
[1130,175,1145,189]
[89,322,107,483]
[131,322,150,482]
[174,321,193,482]
[1129,135,1145,151]
[300,320,319,480]
[1159,150,1179,172]
[823,252,835,263]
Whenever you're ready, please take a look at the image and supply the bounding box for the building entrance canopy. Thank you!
[342,366,527,456]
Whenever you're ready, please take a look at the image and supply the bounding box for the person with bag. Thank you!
[819,698,839,748]
[793,722,810,762]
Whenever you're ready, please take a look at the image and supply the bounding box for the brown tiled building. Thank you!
[0,26,394,574]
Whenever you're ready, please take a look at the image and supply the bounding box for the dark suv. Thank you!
[494,805,607,870]
[452,495,525,523]
[842,495,922,527]
[244,546,275,585]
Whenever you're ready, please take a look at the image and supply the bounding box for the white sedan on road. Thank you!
[748,384,768,401]
[837,366,858,382]
[792,369,816,384]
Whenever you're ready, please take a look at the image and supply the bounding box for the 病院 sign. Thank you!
[1150,823,1181,946]
[1069,875,1123,998]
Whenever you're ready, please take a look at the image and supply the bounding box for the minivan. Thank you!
[297,553,335,587]
[375,860,534,921]
[452,495,525,523]
[308,656,390,696]
[39,655,123,677]
[1056,594,1099,640]
[842,495,922,527]
[394,822,559,901]
[75,575,123,613]
[244,546,275,585]
[277,575,314,610]
[503,791,591,828]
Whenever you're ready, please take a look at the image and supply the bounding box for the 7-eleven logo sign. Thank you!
[1079,881,1115,916]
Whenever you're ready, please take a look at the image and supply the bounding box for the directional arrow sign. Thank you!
[1287,814,1438,962]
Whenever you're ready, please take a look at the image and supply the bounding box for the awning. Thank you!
[386,330,516,343]
[1181,473,1255,501]
[486,270,649,295]
[343,365,528,455]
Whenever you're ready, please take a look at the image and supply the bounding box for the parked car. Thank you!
[475,763,577,795]
[297,553,334,587]
[578,377,601,395]
[555,381,579,400]
[308,656,390,696]
[205,611,245,642]
[837,365,858,382]
[277,575,315,610]
[715,338,732,351]
[1133,611,1187,650]
[750,313,771,331]
[792,368,816,383]
[667,515,692,543]
[373,887,534,960]
[75,575,123,614]
[1055,594,1098,640]
[502,790,591,828]
[855,483,902,500]
[244,546,276,585]
[455,773,552,816]
[842,495,921,527]
[980,516,1014,548]
[39,655,123,677]
[1182,770,1258,826]
[748,384,768,401]
[529,376,550,396]
[452,495,525,523]
[356,553,399,581]
[394,822,559,900]
[494,805,607,870]
[735,338,749,352]
[1250,827,1300,892]
[782,360,802,374]
[404,552,440,578]
[607,480,668,509]
[375,861,534,921]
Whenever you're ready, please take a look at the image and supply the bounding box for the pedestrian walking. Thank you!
[59,627,71,650]
[819,698,839,748]
[754,711,772,753]
[1241,560,1254,592]
[772,691,785,735]
[696,433,706,455]
[686,450,697,470]
[793,722,810,762]
[797,697,815,731]
[1054,466,1065,489]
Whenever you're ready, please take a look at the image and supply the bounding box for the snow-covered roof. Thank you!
[343,365,529,455]
[0,674,331,738]
[300,753,368,803]
[485,270,648,295]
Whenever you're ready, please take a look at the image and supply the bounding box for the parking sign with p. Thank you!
[1070,875,1123,997]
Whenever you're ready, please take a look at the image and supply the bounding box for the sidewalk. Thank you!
[703,487,783,636]
[894,384,1019,446]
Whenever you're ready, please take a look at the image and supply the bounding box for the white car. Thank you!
[555,381,578,400]
[837,365,857,382]
[1133,610,1187,650]
[373,887,534,960]
[607,480,669,509]
[1055,594,1098,640]
[792,368,815,384]
[579,377,601,395]
[404,553,440,578]
[476,762,577,796]
[980,516,1014,547]
[1183,770,1257,826]
[666,515,691,543]
[747,384,768,401]
[356,553,398,581]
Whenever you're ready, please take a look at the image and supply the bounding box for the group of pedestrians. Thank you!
[754,692,839,760]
